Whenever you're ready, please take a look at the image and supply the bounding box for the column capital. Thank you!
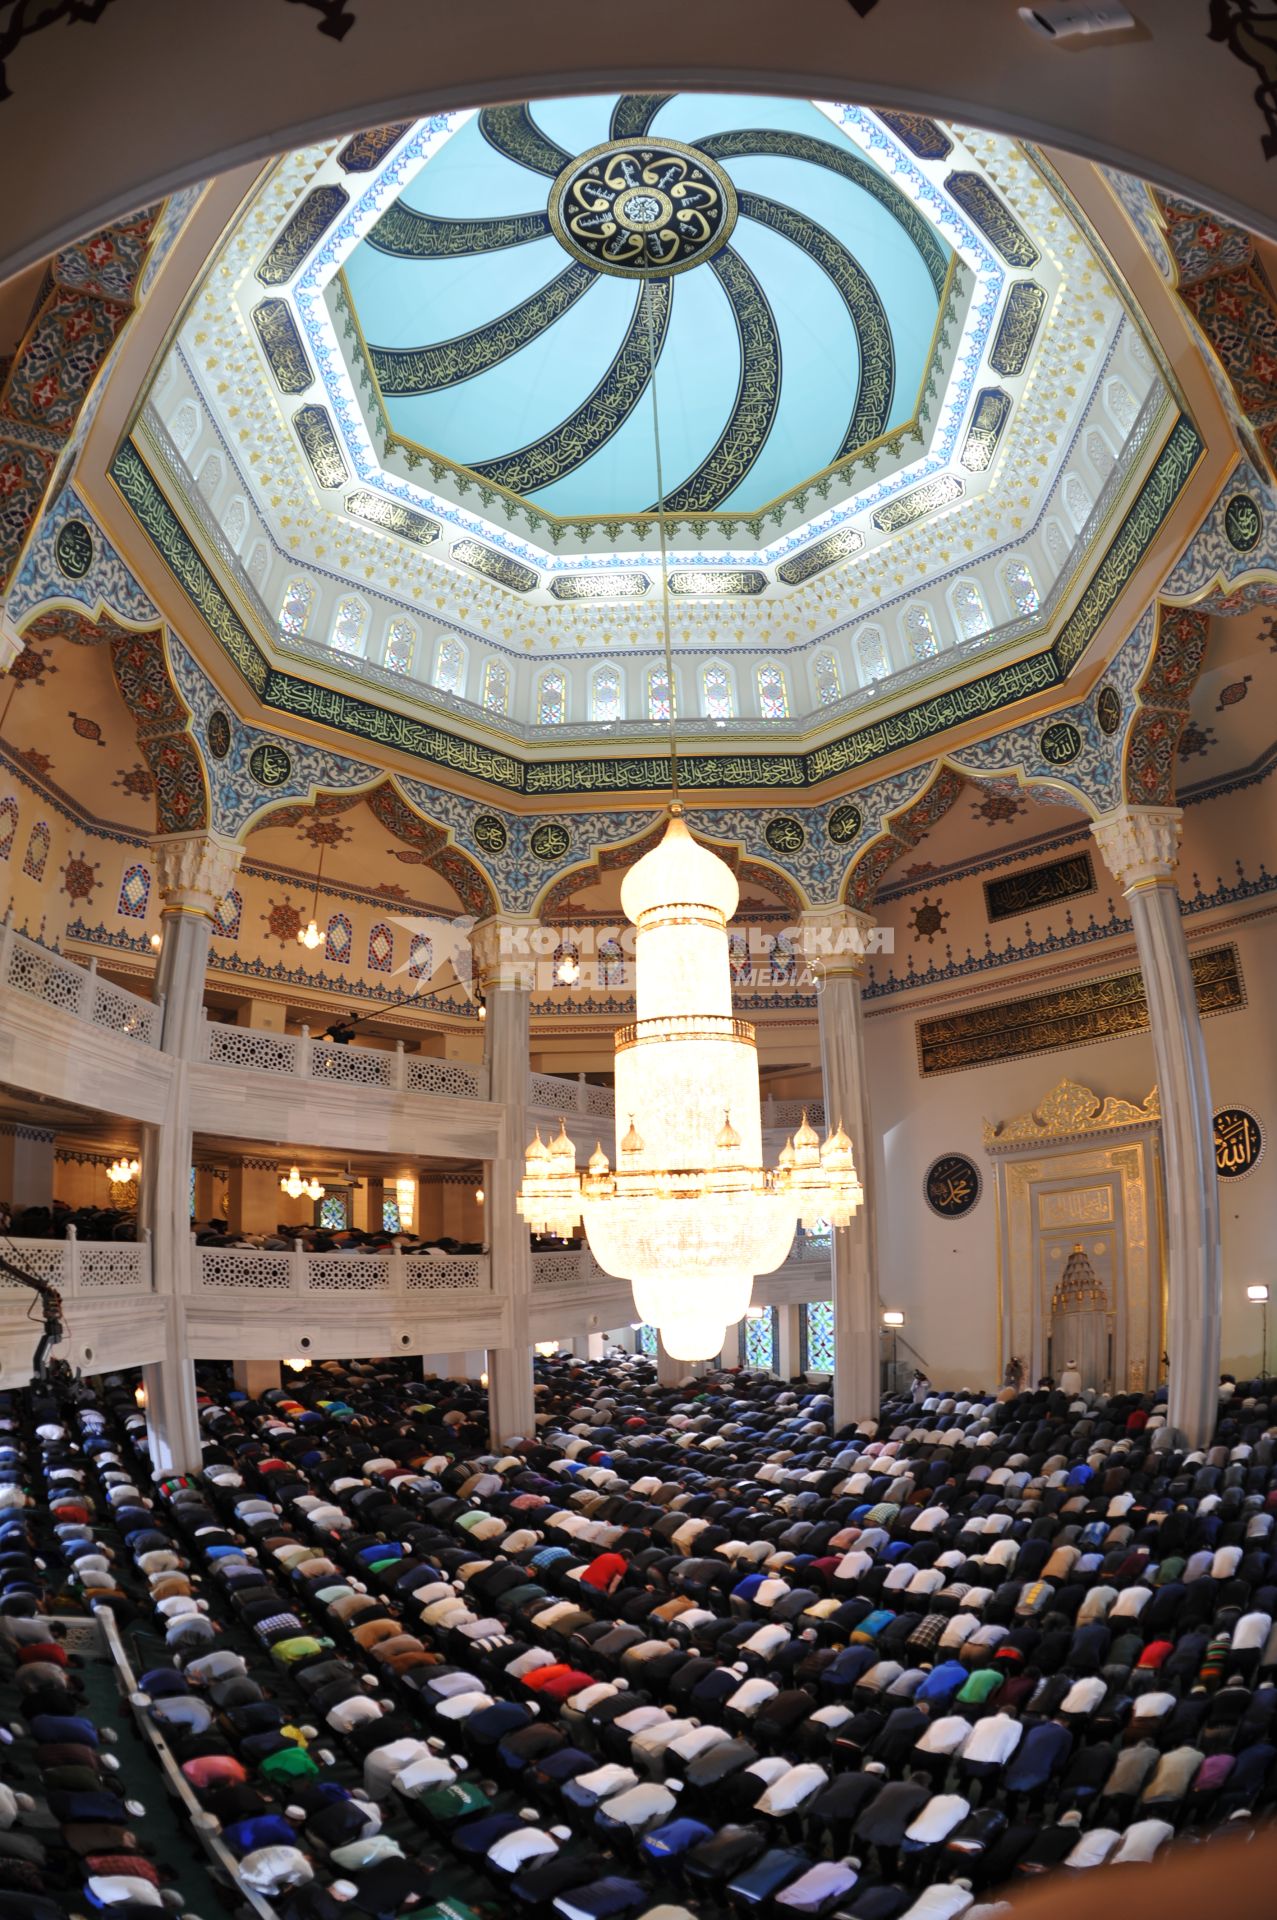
[151,831,243,917]
[471,913,540,991]
[0,610,24,675]
[1091,805,1183,892]
[800,904,877,979]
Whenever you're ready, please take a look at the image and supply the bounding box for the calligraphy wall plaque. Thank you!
[984,850,1096,924]
[1213,1106,1264,1179]
[924,1153,982,1218]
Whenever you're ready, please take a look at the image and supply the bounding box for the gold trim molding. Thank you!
[984,1078,1160,1150]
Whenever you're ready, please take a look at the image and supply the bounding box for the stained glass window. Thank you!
[382,1196,401,1232]
[537,671,566,725]
[648,666,672,722]
[598,937,625,987]
[905,608,939,661]
[1004,560,1040,617]
[952,581,988,640]
[744,1306,779,1371]
[701,665,733,719]
[384,621,415,673]
[769,933,796,983]
[814,653,841,705]
[189,1166,197,1219]
[320,1193,348,1230]
[591,666,622,722]
[757,665,789,720]
[435,637,465,694]
[729,930,751,985]
[801,1300,835,1373]
[483,660,509,714]
[856,627,890,683]
[409,934,433,980]
[638,1323,658,1357]
[279,579,314,637]
[332,596,368,657]
[1044,519,1071,573]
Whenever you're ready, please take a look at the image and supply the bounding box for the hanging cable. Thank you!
[643,278,680,806]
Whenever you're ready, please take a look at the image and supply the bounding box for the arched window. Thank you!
[598,937,625,988]
[591,665,623,723]
[223,498,247,550]
[856,627,890,683]
[21,823,49,882]
[482,660,509,714]
[1004,559,1040,617]
[728,931,751,986]
[951,580,989,640]
[801,1301,836,1372]
[744,1306,779,1372]
[768,933,796,984]
[368,922,393,972]
[814,653,841,706]
[701,665,733,719]
[647,665,672,722]
[324,913,352,964]
[434,637,466,694]
[0,797,18,860]
[409,933,434,980]
[537,670,567,725]
[757,665,789,720]
[1086,428,1115,483]
[904,607,939,662]
[1064,474,1091,531]
[1105,377,1137,437]
[196,453,222,500]
[117,863,151,919]
[211,889,241,939]
[384,621,415,674]
[173,402,200,455]
[1044,519,1071,574]
[278,578,313,637]
[332,596,369,657]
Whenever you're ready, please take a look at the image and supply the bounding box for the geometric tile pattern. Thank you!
[117,861,151,918]
[801,1300,835,1373]
[367,921,394,972]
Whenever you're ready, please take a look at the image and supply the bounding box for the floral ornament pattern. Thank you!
[1178,722,1217,760]
[909,896,951,945]
[970,790,1027,827]
[113,763,155,799]
[1216,674,1252,709]
[262,898,303,945]
[6,645,56,689]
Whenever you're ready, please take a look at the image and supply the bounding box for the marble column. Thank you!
[473,916,538,1446]
[141,834,242,1476]
[151,831,244,1060]
[1092,804,1220,1447]
[775,1303,803,1383]
[803,907,879,1428]
[232,1359,280,1398]
[0,1124,55,1210]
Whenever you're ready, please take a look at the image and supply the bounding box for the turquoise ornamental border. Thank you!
[109,414,1204,797]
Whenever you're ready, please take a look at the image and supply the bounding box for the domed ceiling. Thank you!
[337,94,950,525]
[120,93,1187,759]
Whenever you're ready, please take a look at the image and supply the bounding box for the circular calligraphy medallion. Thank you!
[206,710,232,761]
[549,138,738,279]
[765,815,806,856]
[924,1153,982,1220]
[1095,685,1122,737]
[1224,493,1262,553]
[1212,1106,1264,1180]
[1039,719,1082,765]
[55,518,95,580]
[530,820,572,862]
[827,802,864,845]
[474,814,508,856]
[248,741,293,788]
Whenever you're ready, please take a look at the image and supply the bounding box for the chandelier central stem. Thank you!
[644,276,680,806]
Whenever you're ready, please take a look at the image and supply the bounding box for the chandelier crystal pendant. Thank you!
[518,808,863,1360]
[279,1165,325,1201]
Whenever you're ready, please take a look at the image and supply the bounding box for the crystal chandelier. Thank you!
[107,1156,141,1186]
[518,810,862,1358]
[279,1165,325,1201]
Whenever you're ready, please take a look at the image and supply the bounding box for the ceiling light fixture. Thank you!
[519,274,862,1361]
[298,829,327,950]
[279,1165,325,1201]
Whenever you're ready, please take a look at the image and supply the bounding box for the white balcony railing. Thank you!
[0,1230,153,1297]
[201,1021,485,1099]
[529,1073,616,1118]
[1,924,160,1046]
[195,1242,490,1298]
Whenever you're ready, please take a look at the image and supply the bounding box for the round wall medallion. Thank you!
[549,138,738,279]
[827,802,864,844]
[474,814,508,855]
[1224,493,1262,553]
[765,815,806,855]
[530,820,572,861]
[1039,719,1082,765]
[1095,685,1122,736]
[1213,1106,1264,1179]
[206,710,232,761]
[55,518,95,579]
[924,1153,982,1219]
[248,741,293,788]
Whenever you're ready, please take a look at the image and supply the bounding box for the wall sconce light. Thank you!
[149,932,163,951]
[108,1157,141,1186]
[882,1310,906,1328]
[480,1370,489,1388]
[134,1383,148,1409]
[1247,1285,1270,1303]
[474,1186,485,1205]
